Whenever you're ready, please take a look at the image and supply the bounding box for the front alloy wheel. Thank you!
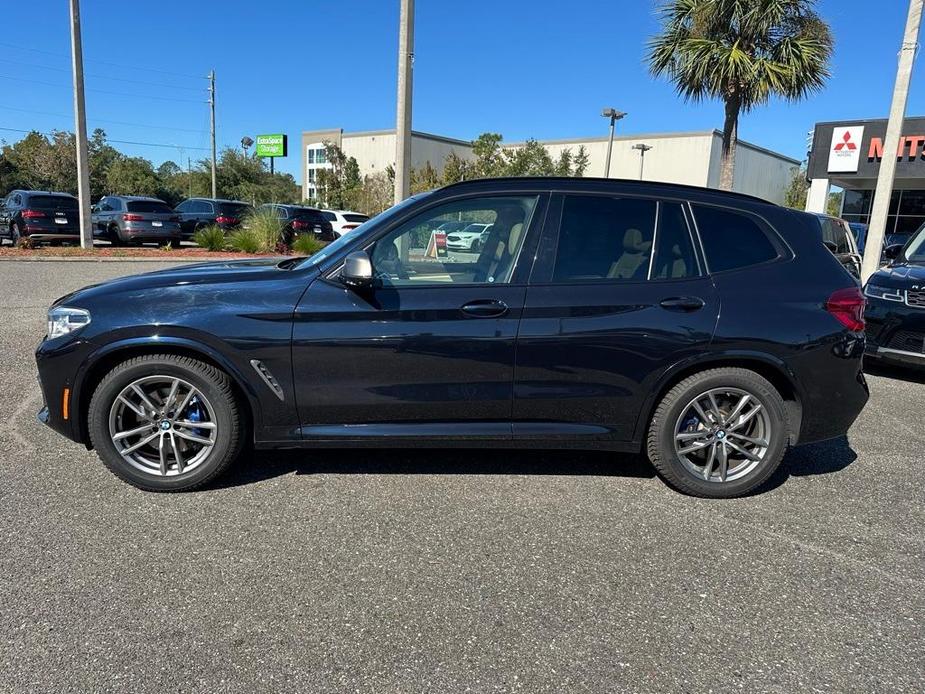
[89,354,243,491]
[109,375,217,477]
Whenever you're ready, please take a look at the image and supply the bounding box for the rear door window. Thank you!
[552,195,657,283]
[651,202,699,279]
[691,205,780,273]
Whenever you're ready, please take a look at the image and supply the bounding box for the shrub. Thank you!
[193,225,227,252]
[227,228,261,253]
[292,234,325,256]
[16,236,36,250]
[159,241,174,252]
[242,207,283,253]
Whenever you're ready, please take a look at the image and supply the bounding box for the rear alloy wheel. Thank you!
[108,224,125,247]
[88,355,243,491]
[647,368,789,498]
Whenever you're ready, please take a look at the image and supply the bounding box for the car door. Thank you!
[512,193,719,443]
[174,200,192,234]
[291,192,548,441]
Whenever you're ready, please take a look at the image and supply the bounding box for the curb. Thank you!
[0,256,267,263]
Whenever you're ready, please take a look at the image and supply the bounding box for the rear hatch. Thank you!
[125,200,180,232]
[28,195,79,233]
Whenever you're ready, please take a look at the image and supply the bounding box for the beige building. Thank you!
[302,128,799,205]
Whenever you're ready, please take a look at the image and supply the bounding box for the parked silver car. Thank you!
[92,196,182,246]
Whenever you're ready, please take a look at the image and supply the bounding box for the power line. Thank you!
[0,73,205,103]
[0,126,209,151]
[0,40,206,81]
[0,104,205,133]
[0,57,207,92]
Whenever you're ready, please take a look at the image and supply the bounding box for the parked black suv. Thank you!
[864,224,925,368]
[35,178,868,498]
[257,204,335,245]
[174,198,253,239]
[1,190,80,245]
[92,196,182,246]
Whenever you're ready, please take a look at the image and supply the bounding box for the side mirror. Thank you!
[342,250,373,288]
[883,244,904,261]
[822,240,838,253]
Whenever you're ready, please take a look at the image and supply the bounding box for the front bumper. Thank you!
[864,296,925,369]
[34,335,94,445]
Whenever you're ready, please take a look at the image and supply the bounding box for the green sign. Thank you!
[256,134,287,158]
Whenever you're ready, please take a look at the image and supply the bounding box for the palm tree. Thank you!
[647,0,833,190]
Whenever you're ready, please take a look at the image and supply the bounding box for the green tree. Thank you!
[471,133,506,178]
[105,157,159,196]
[442,153,472,184]
[411,161,442,194]
[573,146,590,177]
[504,139,555,176]
[647,0,833,190]
[89,129,121,199]
[827,190,843,217]
[783,166,809,209]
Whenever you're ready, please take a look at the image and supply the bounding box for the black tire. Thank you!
[10,222,22,246]
[108,224,125,246]
[646,367,789,499]
[88,354,244,492]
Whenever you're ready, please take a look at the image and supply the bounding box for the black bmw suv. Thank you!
[864,224,925,368]
[35,178,868,498]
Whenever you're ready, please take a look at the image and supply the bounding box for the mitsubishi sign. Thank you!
[826,126,864,173]
[808,117,925,181]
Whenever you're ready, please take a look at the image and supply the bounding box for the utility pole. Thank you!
[208,70,217,199]
[68,0,93,250]
[187,157,192,198]
[601,108,627,178]
[394,0,414,204]
[633,143,653,180]
[862,0,924,283]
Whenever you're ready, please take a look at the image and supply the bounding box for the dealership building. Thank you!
[807,116,925,237]
[301,127,799,204]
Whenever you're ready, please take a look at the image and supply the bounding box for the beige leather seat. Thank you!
[478,206,525,283]
[608,228,652,279]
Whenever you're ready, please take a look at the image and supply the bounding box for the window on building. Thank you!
[307,149,315,165]
[315,148,327,164]
[552,195,657,283]
[692,205,779,273]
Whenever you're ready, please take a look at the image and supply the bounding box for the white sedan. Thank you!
[321,210,370,238]
[446,223,492,252]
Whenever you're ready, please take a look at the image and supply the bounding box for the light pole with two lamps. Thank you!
[633,143,653,180]
[601,108,627,178]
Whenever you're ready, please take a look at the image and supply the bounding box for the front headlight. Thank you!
[47,307,91,340]
[864,283,905,303]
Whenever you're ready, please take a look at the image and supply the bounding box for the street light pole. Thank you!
[601,108,627,178]
[208,70,217,199]
[633,143,653,180]
[394,0,415,204]
[862,0,924,283]
[68,0,93,250]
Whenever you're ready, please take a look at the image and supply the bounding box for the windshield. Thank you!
[904,223,925,262]
[295,192,433,269]
[29,195,79,210]
[127,200,172,214]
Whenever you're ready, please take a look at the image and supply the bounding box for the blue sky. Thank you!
[0,0,921,180]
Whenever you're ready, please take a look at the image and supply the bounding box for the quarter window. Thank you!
[552,195,657,283]
[368,196,539,286]
[692,205,779,273]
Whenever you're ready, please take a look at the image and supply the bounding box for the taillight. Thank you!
[21,209,46,219]
[826,287,866,332]
[122,214,144,221]
[292,219,310,230]
[341,224,359,231]
[215,215,238,225]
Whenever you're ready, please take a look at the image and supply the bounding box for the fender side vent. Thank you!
[250,359,285,401]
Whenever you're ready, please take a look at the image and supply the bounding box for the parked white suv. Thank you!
[321,210,370,238]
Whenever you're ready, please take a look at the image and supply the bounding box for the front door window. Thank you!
[368,196,539,286]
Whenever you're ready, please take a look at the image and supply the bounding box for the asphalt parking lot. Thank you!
[1,260,923,693]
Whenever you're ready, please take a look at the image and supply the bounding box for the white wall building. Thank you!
[302,127,799,205]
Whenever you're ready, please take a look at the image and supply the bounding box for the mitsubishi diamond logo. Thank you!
[828,126,864,173]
